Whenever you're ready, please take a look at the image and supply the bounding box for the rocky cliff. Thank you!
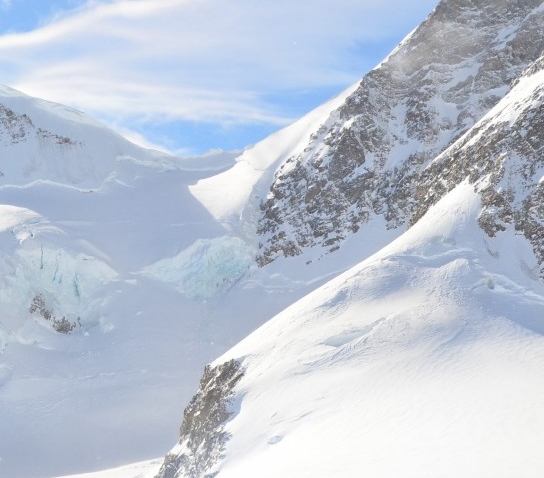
[256,0,544,266]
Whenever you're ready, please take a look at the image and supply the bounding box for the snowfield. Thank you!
[50,460,161,478]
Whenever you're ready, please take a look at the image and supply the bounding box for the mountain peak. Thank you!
[254,0,544,266]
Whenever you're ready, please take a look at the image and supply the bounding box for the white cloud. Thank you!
[0,0,438,150]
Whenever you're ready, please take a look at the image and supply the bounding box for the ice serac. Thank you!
[255,0,544,265]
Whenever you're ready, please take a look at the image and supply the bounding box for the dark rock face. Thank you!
[256,0,544,266]
[28,294,81,334]
[0,104,34,145]
[155,360,244,478]
[413,54,544,274]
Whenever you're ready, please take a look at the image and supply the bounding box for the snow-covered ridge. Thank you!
[0,85,174,188]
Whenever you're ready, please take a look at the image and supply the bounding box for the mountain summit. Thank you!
[154,0,544,477]
[244,0,544,265]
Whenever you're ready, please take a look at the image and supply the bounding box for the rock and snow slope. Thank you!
[191,0,544,266]
[414,52,544,272]
[158,183,544,478]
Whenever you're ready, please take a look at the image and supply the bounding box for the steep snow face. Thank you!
[254,0,544,265]
[189,83,359,228]
[158,183,544,477]
[0,85,172,188]
[414,52,544,274]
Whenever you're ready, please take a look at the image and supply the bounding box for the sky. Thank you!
[0,0,438,156]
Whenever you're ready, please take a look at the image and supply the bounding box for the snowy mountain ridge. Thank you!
[0,84,173,189]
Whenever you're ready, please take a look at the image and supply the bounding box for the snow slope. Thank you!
[159,182,544,477]
[48,460,161,478]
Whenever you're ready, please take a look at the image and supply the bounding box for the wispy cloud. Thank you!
[0,0,437,152]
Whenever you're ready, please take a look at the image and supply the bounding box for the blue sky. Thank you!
[0,0,438,156]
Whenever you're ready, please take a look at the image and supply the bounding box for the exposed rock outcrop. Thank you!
[155,360,244,478]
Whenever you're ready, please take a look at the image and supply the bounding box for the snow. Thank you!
[50,459,161,478]
[208,182,544,477]
[0,204,40,232]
